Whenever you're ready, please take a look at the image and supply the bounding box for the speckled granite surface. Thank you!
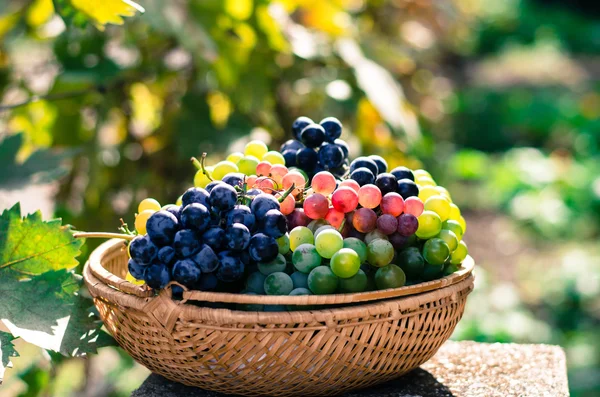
[131,341,569,397]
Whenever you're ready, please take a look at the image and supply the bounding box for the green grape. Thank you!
[423,238,450,266]
[418,185,439,202]
[289,226,314,251]
[338,269,368,293]
[245,272,267,294]
[308,266,339,295]
[442,220,463,241]
[244,140,269,159]
[292,244,322,274]
[175,195,183,206]
[262,151,286,165]
[258,253,288,275]
[444,262,461,276]
[424,195,451,222]
[436,229,458,252]
[416,211,442,239]
[277,234,290,255]
[448,203,461,221]
[212,161,239,180]
[374,265,406,290]
[450,240,468,265]
[330,248,361,278]
[343,237,368,263]
[290,271,309,289]
[314,225,335,238]
[287,287,313,311]
[365,229,389,245]
[227,152,244,163]
[237,156,260,176]
[264,272,294,295]
[396,247,425,279]
[315,229,344,259]
[307,219,329,233]
[458,216,467,234]
[238,292,264,311]
[194,166,214,188]
[422,263,444,281]
[366,239,395,267]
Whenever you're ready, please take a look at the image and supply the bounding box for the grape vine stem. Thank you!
[73,232,135,241]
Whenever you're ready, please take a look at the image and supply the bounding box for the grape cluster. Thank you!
[127,184,289,296]
[280,116,350,179]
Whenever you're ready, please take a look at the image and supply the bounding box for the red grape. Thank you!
[404,196,424,217]
[397,213,419,236]
[381,192,405,217]
[287,208,310,228]
[278,193,296,215]
[282,171,306,197]
[352,208,377,233]
[312,171,337,196]
[377,214,398,235]
[389,233,409,250]
[246,175,258,187]
[303,193,330,219]
[339,179,360,193]
[331,187,359,213]
[358,184,382,209]
[256,161,272,176]
[325,207,345,229]
[270,164,288,186]
[255,177,276,193]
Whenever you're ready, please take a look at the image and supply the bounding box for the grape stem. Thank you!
[191,153,214,182]
[278,183,295,203]
[73,232,135,241]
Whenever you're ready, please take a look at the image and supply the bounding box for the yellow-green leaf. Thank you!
[69,0,144,30]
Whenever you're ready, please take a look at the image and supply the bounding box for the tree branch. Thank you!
[0,86,104,112]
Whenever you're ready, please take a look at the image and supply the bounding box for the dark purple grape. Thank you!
[389,233,410,250]
[158,246,176,266]
[182,187,210,208]
[181,203,211,232]
[248,233,279,263]
[144,263,171,289]
[209,183,238,211]
[202,227,225,251]
[146,210,179,246]
[397,179,419,199]
[216,251,245,282]
[375,173,398,196]
[319,117,342,143]
[205,181,220,193]
[280,139,305,152]
[296,147,319,173]
[222,173,245,188]
[225,223,251,251]
[291,116,313,140]
[335,139,349,158]
[282,149,298,167]
[319,143,345,169]
[162,205,181,220]
[300,124,325,148]
[349,157,379,176]
[128,259,146,279]
[368,155,388,174]
[225,205,255,231]
[250,193,280,219]
[287,208,311,229]
[397,213,419,236]
[390,166,415,182]
[377,214,398,235]
[350,167,375,186]
[258,209,287,239]
[129,235,158,265]
[172,258,202,288]
[172,229,201,258]
[191,244,219,273]
[196,272,218,291]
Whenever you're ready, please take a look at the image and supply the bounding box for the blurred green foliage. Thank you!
[1,0,599,395]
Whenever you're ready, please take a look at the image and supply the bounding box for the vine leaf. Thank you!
[0,331,19,384]
[52,0,144,30]
[0,133,76,190]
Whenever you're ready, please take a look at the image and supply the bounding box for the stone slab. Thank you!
[131,341,569,397]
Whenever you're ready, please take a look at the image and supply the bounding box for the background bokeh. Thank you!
[1,0,599,395]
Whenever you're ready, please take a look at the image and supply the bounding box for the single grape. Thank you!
[255,177,276,193]
[315,229,344,259]
[397,213,419,237]
[424,195,451,222]
[416,211,442,239]
[423,238,450,266]
[205,181,220,193]
[331,187,359,213]
[418,185,440,203]
[208,183,238,211]
[144,263,171,289]
[129,235,158,265]
[365,229,389,245]
[417,177,436,187]
[292,243,322,274]
[320,117,343,142]
[377,214,398,235]
[225,223,251,251]
[225,205,256,231]
[202,227,225,251]
[444,262,461,276]
[303,193,329,219]
[222,173,245,189]
[422,262,444,281]
[216,251,245,282]
[330,248,361,278]
[319,144,345,169]
[181,203,210,233]
[437,229,458,252]
[256,161,272,177]
[290,271,309,289]
[381,193,405,217]
[182,187,210,208]
[190,244,219,273]
[404,196,424,217]
[312,171,337,195]
[172,258,202,288]
[390,166,414,182]
[296,147,319,173]
[138,198,161,213]
[450,240,468,265]
[324,208,344,229]
[250,193,281,219]
[314,225,334,238]
[246,272,267,294]
[458,216,467,234]
[263,151,285,165]
[227,152,244,163]
[349,157,379,175]
[172,229,201,258]
[269,164,289,186]
[287,209,311,229]
[352,208,377,233]
[374,264,406,290]
[442,220,464,240]
[342,237,367,263]
[338,269,368,293]
[368,155,388,174]
[358,184,382,209]
[212,161,239,181]
[435,186,451,200]
[258,253,287,276]
[162,205,181,221]
[413,169,432,179]
[334,139,350,158]
[289,226,314,251]
[396,247,425,279]
[397,179,419,199]
[264,272,294,295]
[307,218,329,233]
[282,171,307,197]
[248,233,279,263]
[135,209,155,235]
[233,156,257,176]
[158,246,176,266]
[300,123,326,148]
[292,116,314,140]
[194,167,213,188]
[448,203,461,221]
[388,233,409,250]
[308,266,339,295]
[350,167,375,186]
[258,209,287,239]
[126,271,145,286]
[367,239,395,267]
[244,140,269,159]
[128,259,146,280]
[281,139,305,153]
[282,149,298,168]
[339,179,360,193]
[375,173,398,196]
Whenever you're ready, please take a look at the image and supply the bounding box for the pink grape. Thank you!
[270,164,288,187]
[358,184,382,209]
[397,213,419,236]
[389,233,409,250]
[352,208,377,233]
[282,171,306,197]
[339,179,360,193]
[287,208,310,228]
[331,187,359,213]
[377,214,398,235]
[325,207,345,229]
[312,171,337,195]
[246,175,258,187]
[404,197,424,217]
[256,161,272,176]
[381,193,405,217]
[256,177,276,193]
[278,193,296,215]
[303,193,330,220]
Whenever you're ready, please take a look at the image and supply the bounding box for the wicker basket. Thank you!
[84,239,474,396]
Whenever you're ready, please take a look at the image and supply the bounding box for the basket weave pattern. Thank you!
[84,240,474,396]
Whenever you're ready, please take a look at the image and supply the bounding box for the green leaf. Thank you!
[0,331,19,385]
[53,0,144,30]
[0,203,84,275]
[0,134,77,189]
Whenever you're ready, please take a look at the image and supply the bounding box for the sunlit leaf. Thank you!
[0,331,18,385]
[53,0,144,30]
[225,0,253,21]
